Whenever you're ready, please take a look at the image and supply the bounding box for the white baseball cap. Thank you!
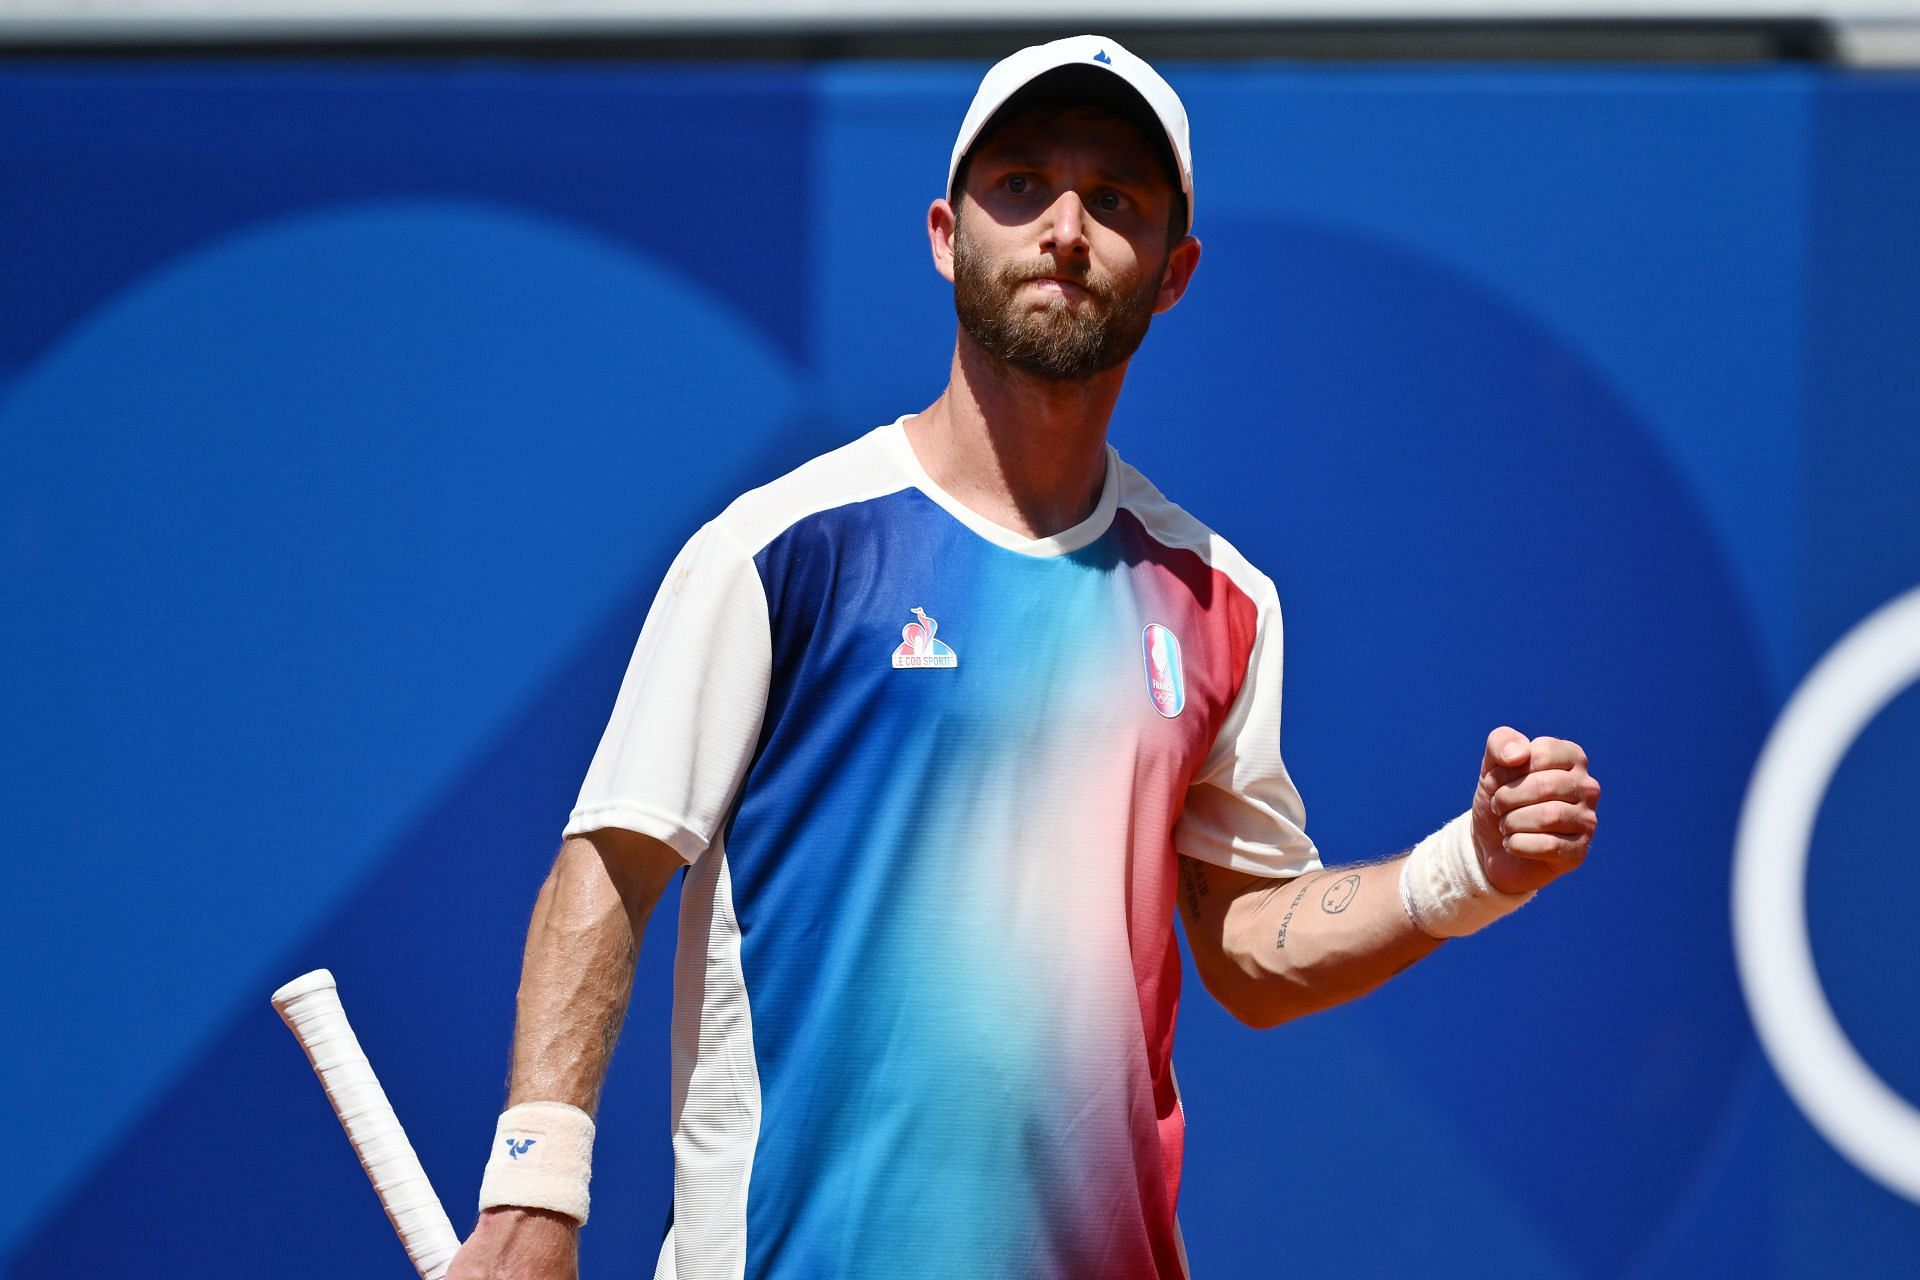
[947,34,1195,235]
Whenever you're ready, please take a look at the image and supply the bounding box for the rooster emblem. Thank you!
[892,606,958,668]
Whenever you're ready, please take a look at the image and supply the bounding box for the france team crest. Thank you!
[892,606,958,669]
[1142,623,1185,717]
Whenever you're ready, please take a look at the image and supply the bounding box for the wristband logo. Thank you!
[1732,584,1920,1204]
[505,1138,537,1160]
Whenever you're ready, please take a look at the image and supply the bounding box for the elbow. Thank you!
[1199,936,1398,1029]
[1193,946,1319,1030]
[1216,978,1314,1031]
[1225,996,1296,1032]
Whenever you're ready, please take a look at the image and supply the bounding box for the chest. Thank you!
[760,516,1251,791]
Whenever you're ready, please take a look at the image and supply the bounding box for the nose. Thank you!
[1039,190,1090,260]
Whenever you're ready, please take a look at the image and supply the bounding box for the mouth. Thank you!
[1021,276,1093,299]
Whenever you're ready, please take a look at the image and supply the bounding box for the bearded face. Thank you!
[951,212,1164,383]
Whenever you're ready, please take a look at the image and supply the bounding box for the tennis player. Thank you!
[447,34,1599,1280]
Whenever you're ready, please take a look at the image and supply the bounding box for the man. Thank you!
[448,34,1599,1280]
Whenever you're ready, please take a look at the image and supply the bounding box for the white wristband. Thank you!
[1399,811,1535,938]
[478,1102,596,1224]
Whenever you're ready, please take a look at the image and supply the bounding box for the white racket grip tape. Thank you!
[272,969,462,1280]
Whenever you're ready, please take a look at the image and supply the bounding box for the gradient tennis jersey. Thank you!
[566,418,1320,1280]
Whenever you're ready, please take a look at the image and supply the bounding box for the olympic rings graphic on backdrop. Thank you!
[1733,584,1920,1204]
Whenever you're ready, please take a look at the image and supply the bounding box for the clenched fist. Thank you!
[1472,726,1600,896]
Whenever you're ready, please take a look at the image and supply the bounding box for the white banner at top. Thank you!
[0,0,1916,64]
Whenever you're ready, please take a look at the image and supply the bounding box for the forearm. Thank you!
[507,829,680,1109]
[1179,856,1440,1028]
[453,830,683,1271]
[507,843,635,1108]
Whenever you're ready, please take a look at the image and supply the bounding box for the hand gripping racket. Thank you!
[272,969,463,1279]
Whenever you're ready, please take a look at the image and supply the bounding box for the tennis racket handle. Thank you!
[272,969,462,1280]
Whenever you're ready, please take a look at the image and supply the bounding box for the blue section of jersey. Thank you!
[736,488,1001,1275]
[732,487,1162,1277]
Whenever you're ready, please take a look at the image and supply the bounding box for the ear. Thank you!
[1152,234,1203,316]
[929,197,959,285]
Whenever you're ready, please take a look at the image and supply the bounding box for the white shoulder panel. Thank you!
[717,421,916,557]
[1113,455,1281,615]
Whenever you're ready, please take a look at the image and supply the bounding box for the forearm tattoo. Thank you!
[1273,870,1364,948]
[1320,874,1361,914]
[1179,859,1211,921]
[1274,874,1317,950]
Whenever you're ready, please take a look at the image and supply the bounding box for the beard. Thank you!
[951,220,1162,383]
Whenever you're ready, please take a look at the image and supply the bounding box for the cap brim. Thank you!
[950,63,1188,229]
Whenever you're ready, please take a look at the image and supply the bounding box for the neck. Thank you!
[907,330,1125,540]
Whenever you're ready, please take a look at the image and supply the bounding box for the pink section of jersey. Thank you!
[1113,507,1261,1262]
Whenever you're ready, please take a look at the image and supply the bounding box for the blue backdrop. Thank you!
[2,55,1917,1278]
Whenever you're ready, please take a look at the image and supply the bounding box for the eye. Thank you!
[1005,174,1032,195]
[1095,191,1125,213]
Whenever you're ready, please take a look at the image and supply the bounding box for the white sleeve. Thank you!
[1173,581,1322,879]
[562,520,771,863]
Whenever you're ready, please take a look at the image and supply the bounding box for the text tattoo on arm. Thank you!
[1180,859,1212,921]
[1274,874,1320,950]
